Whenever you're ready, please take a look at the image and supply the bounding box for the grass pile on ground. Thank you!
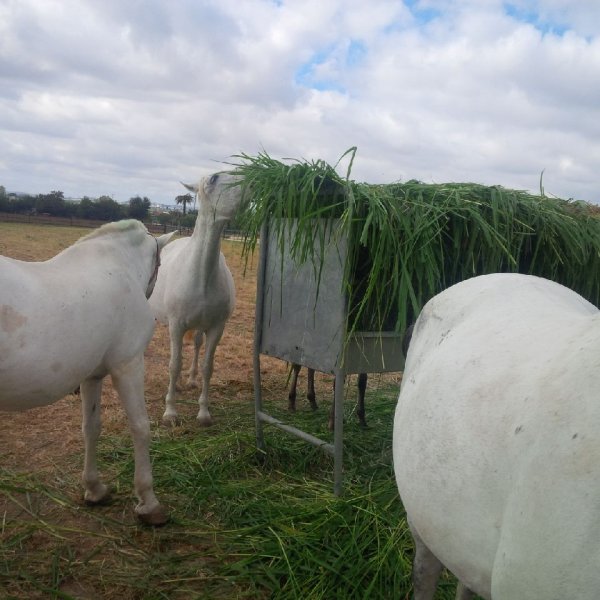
[1,384,462,599]
[234,148,600,334]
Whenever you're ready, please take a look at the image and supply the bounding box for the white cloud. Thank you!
[0,0,598,204]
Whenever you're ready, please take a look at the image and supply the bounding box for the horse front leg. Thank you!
[164,321,185,425]
[287,363,301,411]
[356,372,368,428]
[186,330,203,387]
[196,324,224,426]
[81,376,110,505]
[111,354,168,526]
[328,374,340,431]
[306,367,318,410]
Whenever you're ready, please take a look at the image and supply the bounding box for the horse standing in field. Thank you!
[0,220,174,525]
[394,273,600,599]
[149,172,245,426]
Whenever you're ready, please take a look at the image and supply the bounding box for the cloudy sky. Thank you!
[1,0,599,205]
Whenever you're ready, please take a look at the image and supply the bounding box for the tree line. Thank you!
[0,186,246,230]
[0,186,202,227]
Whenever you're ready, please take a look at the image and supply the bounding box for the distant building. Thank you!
[150,203,182,214]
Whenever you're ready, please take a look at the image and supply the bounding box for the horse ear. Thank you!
[181,181,198,193]
[157,231,177,250]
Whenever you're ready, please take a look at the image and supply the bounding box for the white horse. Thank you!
[149,172,244,426]
[0,220,174,525]
[393,273,600,599]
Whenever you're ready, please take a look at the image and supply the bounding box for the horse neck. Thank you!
[188,210,227,289]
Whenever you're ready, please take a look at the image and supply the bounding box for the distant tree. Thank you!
[180,211,197,228]
[156,212,173,226]
[175,193,194,216]
[11,194,36,214]
[0,185,7,212]
[77,197,96,219]
[35,190,67,216]
[128,196,151,221]
[95,195,125,221]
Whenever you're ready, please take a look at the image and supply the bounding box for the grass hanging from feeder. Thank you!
[231,149,600,336]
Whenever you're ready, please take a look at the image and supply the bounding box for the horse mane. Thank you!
[75,219,148,246]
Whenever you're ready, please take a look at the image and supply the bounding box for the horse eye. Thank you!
[209,174,219,185]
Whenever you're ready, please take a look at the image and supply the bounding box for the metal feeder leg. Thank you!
[333,368,345,496]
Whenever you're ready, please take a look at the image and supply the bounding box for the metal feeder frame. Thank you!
[253,220,405,495]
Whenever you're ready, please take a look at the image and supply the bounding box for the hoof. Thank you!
[84,486,113,506]
[136,505,169,527]
[196,414,213,427]
[162,414,182,427]
[287,404,296,412]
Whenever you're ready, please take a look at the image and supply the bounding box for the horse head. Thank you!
[182,172,245,222]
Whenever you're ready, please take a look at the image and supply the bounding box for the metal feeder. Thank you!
[253,220,406,495]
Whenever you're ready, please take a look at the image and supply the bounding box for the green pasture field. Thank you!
[0,222,463,600]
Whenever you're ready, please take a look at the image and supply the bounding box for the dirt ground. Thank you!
[0,227,333,477]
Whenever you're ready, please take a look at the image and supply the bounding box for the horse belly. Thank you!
[0,339,99,410]
[0,291,118,411]
[0,382,77,411]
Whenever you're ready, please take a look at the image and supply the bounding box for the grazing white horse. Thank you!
[393,273,600,599]
[0,220,174,525]
[149,172,244,425]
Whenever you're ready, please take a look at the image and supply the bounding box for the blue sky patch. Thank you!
[295,41,365,93]
[404,0,441,25]
[504,2,568,35]
[347,40,367,67]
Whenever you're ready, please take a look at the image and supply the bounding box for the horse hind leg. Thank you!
[186,330,203,387]
[327,373,366,430]
[288,365,318,411]
[81,376,110,505]
[111,354,168,526]
[410,525,444,600]
[408,520,476,600]
[287,363,301,411]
